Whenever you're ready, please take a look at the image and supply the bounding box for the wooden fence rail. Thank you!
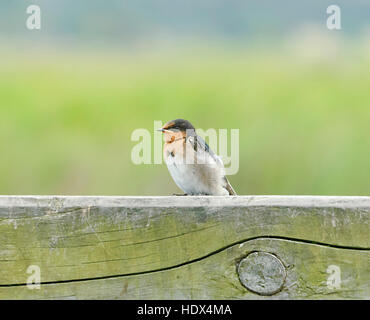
[0,196,369,299]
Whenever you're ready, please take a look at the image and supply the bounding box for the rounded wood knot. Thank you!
[237,251,287,296]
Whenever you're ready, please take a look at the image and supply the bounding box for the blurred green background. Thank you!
[0,1,369,196]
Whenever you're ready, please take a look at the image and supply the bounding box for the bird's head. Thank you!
[157,119,196,143]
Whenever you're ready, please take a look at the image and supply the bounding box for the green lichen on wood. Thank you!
[0,196,369,299]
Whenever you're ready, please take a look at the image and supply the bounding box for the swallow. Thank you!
[158,119,236,196]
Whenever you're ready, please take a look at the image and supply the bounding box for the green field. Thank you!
[0,46,369,196]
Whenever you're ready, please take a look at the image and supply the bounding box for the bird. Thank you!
[158,119,236,196]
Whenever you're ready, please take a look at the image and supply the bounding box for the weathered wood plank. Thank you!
[0,196,368,299]
[0,238,368,299]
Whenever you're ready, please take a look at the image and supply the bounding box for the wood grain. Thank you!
[0,196,368,299]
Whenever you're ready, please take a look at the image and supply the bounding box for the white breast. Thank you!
[165,142,228,196]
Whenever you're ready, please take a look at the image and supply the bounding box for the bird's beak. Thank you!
[157,128,164,132]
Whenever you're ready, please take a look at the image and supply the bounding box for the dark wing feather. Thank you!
[224,176,237,195]
[188,135,237,195]
[187,135,222,166]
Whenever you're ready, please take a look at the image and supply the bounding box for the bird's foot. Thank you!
[172,193,188,196]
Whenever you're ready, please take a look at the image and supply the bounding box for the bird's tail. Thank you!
[224,177,237,195]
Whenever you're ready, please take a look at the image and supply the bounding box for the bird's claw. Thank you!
[172,193,188,196]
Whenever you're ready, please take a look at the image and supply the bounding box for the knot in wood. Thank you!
[237,251,286,296]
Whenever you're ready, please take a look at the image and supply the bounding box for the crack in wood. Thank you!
[1,235,368,288]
